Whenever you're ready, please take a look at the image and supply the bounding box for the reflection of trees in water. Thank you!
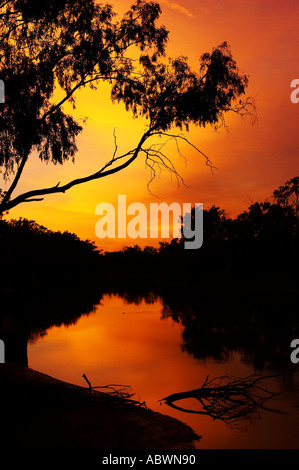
[0,217,105,364]
[0,280,104,365]
[120,284,295,429]
[108,289,161,307]
[2,276,298,375]
[103,283,299,374]
[160,284,299,373]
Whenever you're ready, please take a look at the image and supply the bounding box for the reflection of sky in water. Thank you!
[28,294,299,449]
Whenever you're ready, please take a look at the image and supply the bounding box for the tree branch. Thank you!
[0,129,151,213]
[1,151,29,205]
[0,127,216,214]
[161,374,282,430]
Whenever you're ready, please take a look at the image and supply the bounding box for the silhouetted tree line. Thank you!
[0,217,104,293]
[0,178,298,369]
[1,177,298,293]
[104,177,299,285]
[0,218,105,363]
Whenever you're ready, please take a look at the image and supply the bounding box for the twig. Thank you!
[81,374,147,408]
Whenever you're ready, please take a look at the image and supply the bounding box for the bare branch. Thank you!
[112,128,118,161]
[161,374,283,430]
[154,132,217,173]
[0,129,151,213]
[227,96,257,123]
[0,124,218,214]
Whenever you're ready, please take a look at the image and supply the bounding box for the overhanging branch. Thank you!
[0,127,217,214]
[0,129,151,213]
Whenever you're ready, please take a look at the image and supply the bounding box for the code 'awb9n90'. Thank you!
[95,196,203,249]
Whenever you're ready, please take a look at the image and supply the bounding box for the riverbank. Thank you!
[0,363,199,450]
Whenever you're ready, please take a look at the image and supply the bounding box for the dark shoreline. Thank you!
[0,363,199,450]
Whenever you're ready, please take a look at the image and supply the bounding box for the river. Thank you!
[27,290,299,449]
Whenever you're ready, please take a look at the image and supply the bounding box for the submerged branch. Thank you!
[161,374,283,430]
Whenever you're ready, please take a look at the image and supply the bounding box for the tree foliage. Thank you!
[0,0,254,214]
[0,216,102,293]
[273,176,299,218]
[104,176,299,282]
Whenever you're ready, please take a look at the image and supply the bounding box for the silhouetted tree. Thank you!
[273,176,299,220]
[182,204,231,243]
[235,201,297,241]
[0,217,103,289]
[0,0,254,215]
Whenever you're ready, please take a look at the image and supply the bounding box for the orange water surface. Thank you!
[28,293,299,449]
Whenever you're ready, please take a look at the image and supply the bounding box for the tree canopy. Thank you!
[273,176,299,218]
[102,176,298,283]
[0,0,255,215]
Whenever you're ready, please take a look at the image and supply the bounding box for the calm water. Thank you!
[27,292,299,449]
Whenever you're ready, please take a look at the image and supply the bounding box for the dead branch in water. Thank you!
[161,374,284,430]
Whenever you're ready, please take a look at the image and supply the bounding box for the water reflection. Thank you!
[1,281,299,447]
[160,284,299,373]
[1,282,299,374]
[0,281,104,365]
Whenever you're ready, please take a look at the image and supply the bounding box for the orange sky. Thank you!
[3,0,299,251]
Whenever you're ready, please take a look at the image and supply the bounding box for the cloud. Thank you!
[159,0,195,18]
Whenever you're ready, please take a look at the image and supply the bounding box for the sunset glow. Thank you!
[1,1,299,454]
[3,0,299,251]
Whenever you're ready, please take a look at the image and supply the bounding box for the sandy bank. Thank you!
[0,363,199,449]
